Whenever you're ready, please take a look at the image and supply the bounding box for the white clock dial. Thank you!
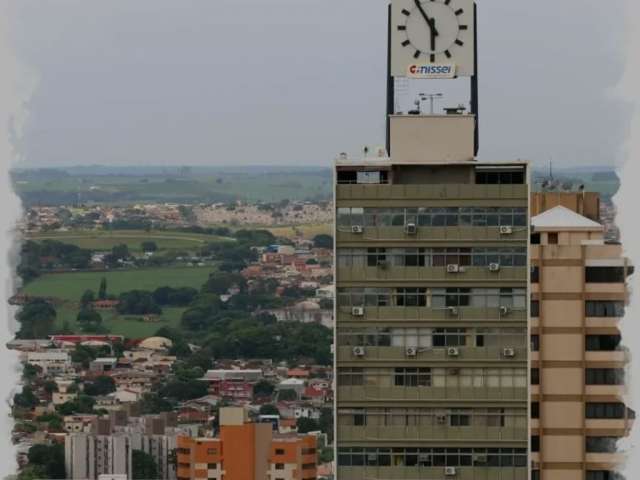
[398,0,468,62]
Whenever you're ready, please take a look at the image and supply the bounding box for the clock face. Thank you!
[391,0,475,77]
[399,1,467,61]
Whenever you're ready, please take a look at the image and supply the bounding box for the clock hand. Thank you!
[414,0,439,37]
[431,18,437,52]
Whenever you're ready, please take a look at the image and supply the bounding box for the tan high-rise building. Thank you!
[530,201,633,480]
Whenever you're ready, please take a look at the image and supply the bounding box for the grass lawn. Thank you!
[22,266,213,302]
[56,305,185,339]
[268,223,332,240]
[28,229,233,253]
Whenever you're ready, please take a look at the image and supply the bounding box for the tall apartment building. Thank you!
[176,407,317,480]
[530,200,633,480]
[334,0,529,478]
[65,433,132,480]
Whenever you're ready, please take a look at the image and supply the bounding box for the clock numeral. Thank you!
[401,8,411,16]
[397,25,406,31]
[414,50,422,59]
[455,39,464,46]
[402,40,411,47]
[430,54,436,62]
[444,50,452,58]
[459,25,468,30]
[455,8,464,15]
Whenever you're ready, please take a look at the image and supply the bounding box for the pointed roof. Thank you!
[531,205,603,231]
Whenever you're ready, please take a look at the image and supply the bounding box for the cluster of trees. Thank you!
[16,299,57,339]
[18,444,65,479]
[18,240,92,282]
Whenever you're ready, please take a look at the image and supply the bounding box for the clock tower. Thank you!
[386,0,479,162]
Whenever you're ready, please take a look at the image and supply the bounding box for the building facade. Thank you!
[176,407,317,480]
[65,434,132,480]
[334,161,530,479]
[530,202,633,480]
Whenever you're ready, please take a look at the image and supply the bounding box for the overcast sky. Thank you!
[8,0,629,168]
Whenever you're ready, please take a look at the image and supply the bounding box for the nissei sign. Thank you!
[407,64,456,79]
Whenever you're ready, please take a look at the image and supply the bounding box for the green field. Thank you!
[28,229,232,253]
[56,305,185,339]
[268,223,332,240]
[22,266,213,301]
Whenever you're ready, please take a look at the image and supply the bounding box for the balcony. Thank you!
[338,424,527,442]
[337,346,527,363]
[337,266,527,284]
[337,386,527,402]
[336,226,528,244]
[336,184,528,202]
[337,466,528,480]
[336,306,527,324]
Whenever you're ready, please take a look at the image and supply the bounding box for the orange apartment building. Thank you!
[176,407,317,480]
[530,198,633,480]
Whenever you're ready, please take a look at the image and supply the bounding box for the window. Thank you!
[367,248,387,267]
[531,436,540,452]
[531,233,541,245]
[275,463,285,470]
[206,448,217,455]
[532,471,540,480]
[394,368,431,387]
[531,300,539,317]
[338,368,364,386]
[531,368,539,385]
[586,403,626,419]
[275,449,285,455]
[396,288,427,307]
[530,266,539,283]
[531,335,539,351]
[586,335,621,351]
[586,301,625,317]
[353,410,366,426]
[586,369,625,385]
[207,463,217,468]
[432,329,466,347]
[586,471,626,480]
[586,437,620,453]
[531,402,539,419]
[586,267,625,283]
[548,232,558,244]
[450,410,471,427]
[476,169,525,185]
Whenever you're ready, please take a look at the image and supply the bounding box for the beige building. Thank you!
[530,203,633,480]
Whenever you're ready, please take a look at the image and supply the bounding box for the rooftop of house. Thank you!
[531,205,603,232]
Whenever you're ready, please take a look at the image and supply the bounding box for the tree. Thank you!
[158,379,208,401]
[139,392,174,414]
[254,380,275,398]
[98,277,108,300]
[56,395,96,415]
[16,299,57,339]
[259,404,279,416]
[84,376,116,396]
[77,308,102,330]
[111,243,130,260]
[26,443,65,479]
[22,363,42,381]
[296,417,320,434]
[313,234,333,249]
[80,289,95,307]
[319,407,334,443]
[13,386,39,409]
[117,290,162,315]
[141,241,158,253]
[132,449,158,480]
[201,272,246,295]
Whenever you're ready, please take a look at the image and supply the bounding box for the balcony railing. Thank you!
[338,386,527,402]
[336,306,527,323]
[338,424,527,442]
[337,266,527,283]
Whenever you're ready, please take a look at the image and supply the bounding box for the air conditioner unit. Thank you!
[367,453,377,462]
[447,347,460,357]
[445,466,457,476]
[474,454,488,463]
[500,306,510,316]
[405,223,418,235]
[489,263,501,272]
[351,306,365,317]
[405,347,418,357]
[436,414,447,424]
[352,346,366,357]
[352,225,364,234]
[447,306,459,316]
[499,226,513,235]
[447,264,460,274]
[503,347,516,358]
[377,260,388,269]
